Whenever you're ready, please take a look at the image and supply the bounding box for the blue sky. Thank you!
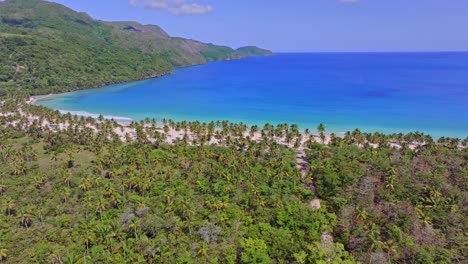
[48,0,468,52]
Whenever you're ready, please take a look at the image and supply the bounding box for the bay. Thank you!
[36,53,468,138]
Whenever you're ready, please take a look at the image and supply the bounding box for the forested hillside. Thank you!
[0,99,466,263]
[307,139,467,263]
[0,0,272,96]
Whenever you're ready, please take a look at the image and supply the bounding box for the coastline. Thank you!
[27,54,266,107]
[27,94,54,105]
[29,93,467,141]
[27,53,271,104]
[24,95,338,146]
[12,97,465,152]
[27,50,277,104]
[30,72,172,100]
[27,55,468,140]
[28,95,346,138]
[30,93,466,140]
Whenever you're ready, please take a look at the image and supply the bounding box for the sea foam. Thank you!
[58,110,133,122]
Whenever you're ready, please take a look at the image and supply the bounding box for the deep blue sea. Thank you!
[36,53,468,138]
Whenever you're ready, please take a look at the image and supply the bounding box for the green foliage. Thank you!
[0,129,335,263]
[0,101,465,263]
[236,46,274,57]
[0,0,271,96]
[240,238,271,264]
[307,137,467,263]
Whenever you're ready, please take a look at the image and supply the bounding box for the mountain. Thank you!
[0,0,272,96]
[236,46,274,56]
[104,21,261,67]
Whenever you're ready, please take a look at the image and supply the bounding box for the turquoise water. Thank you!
[36,53,468,138]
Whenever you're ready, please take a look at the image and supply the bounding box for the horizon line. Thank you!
[271,50,468,54]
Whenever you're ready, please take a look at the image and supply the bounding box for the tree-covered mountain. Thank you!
[0,0,272,96]
[236,46,274,57]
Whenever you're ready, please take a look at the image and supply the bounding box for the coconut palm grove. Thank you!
[0,0,467,263]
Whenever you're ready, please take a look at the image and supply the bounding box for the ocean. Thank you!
[35,53,468,138]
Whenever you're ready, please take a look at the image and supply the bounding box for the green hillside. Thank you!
[0,0,272,96]
[236,46,274,56]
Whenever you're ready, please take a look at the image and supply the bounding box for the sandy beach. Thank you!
[27,95,435,150]
[21,96,335,148]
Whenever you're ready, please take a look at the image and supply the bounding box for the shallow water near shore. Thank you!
[36,53,468,138]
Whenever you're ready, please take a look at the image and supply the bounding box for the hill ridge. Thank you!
[0,0,272,96]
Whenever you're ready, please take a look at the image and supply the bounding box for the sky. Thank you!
[46,0,468,52]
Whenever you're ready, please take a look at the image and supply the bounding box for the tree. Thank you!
[82,232,95,256]
[240,238,271,264]
[0,183,7,195]
[317,123,326,143]
[4,197,15,216]
[20,213,32,228]
[96,197,106,220]
[0,249,7,262]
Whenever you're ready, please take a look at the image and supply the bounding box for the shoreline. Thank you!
[28,96,467,140]
[28,71,172,104]
[1,97,460,150]
[27,94,55,105]
[29,96,467,140]
[25,96,342,147]
[26,65,466,140]
[28,96,349,138]
[27,53,267,106]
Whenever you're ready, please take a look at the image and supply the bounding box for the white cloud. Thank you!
[129,0,213,15]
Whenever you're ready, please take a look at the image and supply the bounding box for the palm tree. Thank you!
[462,137,468,147]
[415,207,432,226]
[82,232,95,256]
[4,197,15,216]
[109,194,122,209]
[0,248,7,262]
[128,218,140,241]
[20,213,32,228]
[96,198,106,220]
[0,183,7,196]
[79,179,91,192]
[317,123,326,143]
[63,169,72,188]
[65,146,75,168]
[385,167,396,191]
[355,206,368,223]
[95,222,111,245]
[65,252,79,264]
[62,188,71,203]
[13,157,27,176]
[197,243,209,258]
[47,253,63,264]
[352,128,364,145]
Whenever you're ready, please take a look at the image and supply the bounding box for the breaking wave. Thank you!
[58,110,133,122]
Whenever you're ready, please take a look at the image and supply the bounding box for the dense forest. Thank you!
[0,0,272,96]
[0,98,466,263]
[307,140,467,263]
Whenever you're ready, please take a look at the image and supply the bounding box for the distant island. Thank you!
[0,0,272,97]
